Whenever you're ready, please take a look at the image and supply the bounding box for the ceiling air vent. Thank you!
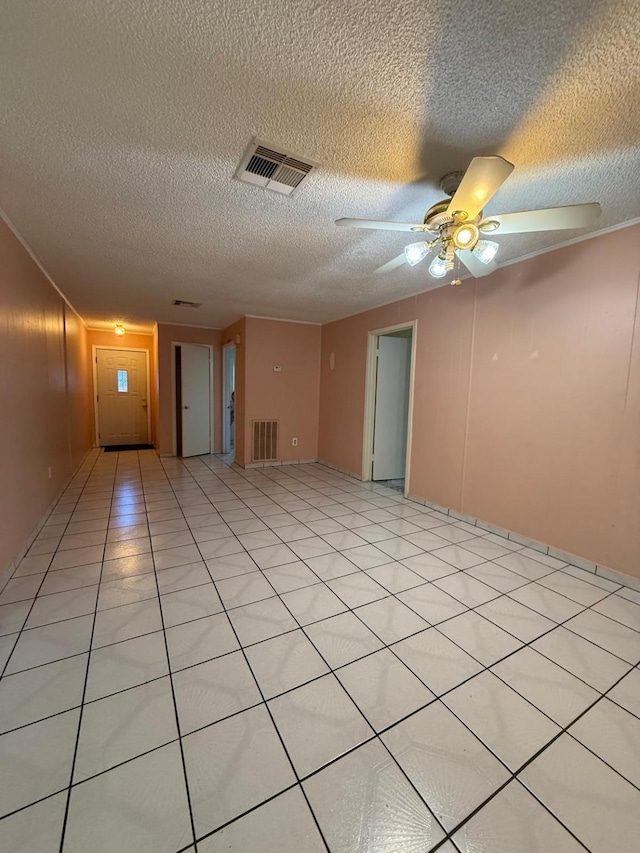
[235,139,317,196]
[173,299,201,308]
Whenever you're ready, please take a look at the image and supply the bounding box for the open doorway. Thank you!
[222,344,236,457]
[362,322,416,495]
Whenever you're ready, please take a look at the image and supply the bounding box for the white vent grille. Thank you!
[252,420,279,462]
[235,139,317,196]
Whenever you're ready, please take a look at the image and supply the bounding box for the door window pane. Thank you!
[117,370,128,393]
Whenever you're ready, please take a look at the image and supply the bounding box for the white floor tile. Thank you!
[394,628,483,695]
[356,596,428,644]
[365,561,426,592]
[0,653,88,733]
[337,648,434,731]
[397,582,467,625]
[263,561,320,594]
[569,697,640,787]
[85,631,168,701]
[433,572,500,607]
[228,597,298,646]
[63,741,192,853]
[0,601,33,638]
[326,572,388,608]
[444,670,560,770]
[26,586,98,629]
[165,612,239,671]
[564,609,640,663]
[6,615,93,674]
[304,552,360,581]
[97,574,157,612]
[245,629,329,699]
[280,582,347,625]
[199,787,326,853]
[304,740,445,852]
[453,779,585,853]
[0,791,67,853]
[184,704,295,838]
[520,734,640,852]
[204,550,256,581]
[607,666,640,717]
[592,593,640,631]
[92,598,162,647]
[0,708,79,818]
[305,611,384,668]
[437,610,522,666]
[531,625,631,692]
[382,701,509,832]
[476,595,555,643]
[74,676,178,781]
[269,674,373,776]
[173,650,261,733]
[492,647,599,726]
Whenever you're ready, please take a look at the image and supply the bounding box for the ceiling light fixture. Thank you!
[404,241,430,266]
[114,324,125,336]
[428,254,448,278]
[453,223,479,250]
[473,240,499,264]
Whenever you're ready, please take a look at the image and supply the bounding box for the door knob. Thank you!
[183,405,189,410]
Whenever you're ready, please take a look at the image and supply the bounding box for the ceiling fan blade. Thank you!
[457,249,497,278]
[336,218,427,233]
[374,253,408,275]
[447,156,515,220]
[479,203,601,235]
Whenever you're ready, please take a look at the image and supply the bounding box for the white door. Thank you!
[372,336,412,481]
[96,349,149,446]
[180,344,211,457]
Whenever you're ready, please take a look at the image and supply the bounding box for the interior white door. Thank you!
[96,348,148,446]
[372,336,411,481]
[180,344,211,457]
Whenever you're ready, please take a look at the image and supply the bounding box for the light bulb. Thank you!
[428,255,448,278]
[114,324,125,336]
[473,240,499,264]
[404,241,429,266]
[453,223,479,250]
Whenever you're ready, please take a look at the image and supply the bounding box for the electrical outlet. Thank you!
[292,437,298,446]
[273,365,282,372]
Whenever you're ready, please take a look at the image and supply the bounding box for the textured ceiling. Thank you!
[1,0,639,332]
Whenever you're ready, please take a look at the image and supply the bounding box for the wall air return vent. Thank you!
[235,139,317,196]
[252,420,279,462]
[173,300,202,308]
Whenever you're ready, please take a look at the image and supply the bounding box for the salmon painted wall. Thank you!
[0,219,92,574]
[222,318,246,465]
[87,330,157,446]
[244,318,321,464]
[319,225,640,578]
[156,324,222,455]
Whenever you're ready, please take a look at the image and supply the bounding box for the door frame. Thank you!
[92,345,151,447]
[362,321,417,495]
[222,343,236,456]
[171,342,215,457]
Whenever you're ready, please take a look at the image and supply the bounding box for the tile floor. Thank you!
[1,450,639,852]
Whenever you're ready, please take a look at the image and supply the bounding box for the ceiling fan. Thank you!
[336,156,601,283]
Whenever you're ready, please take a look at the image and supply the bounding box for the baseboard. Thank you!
[0,447,97,593]
[316,459,364,481]
[403,493,640,593]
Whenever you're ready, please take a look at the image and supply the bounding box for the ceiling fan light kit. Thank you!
[336,155,601,281]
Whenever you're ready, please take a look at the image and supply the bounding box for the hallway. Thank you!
[0,450,639,851]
